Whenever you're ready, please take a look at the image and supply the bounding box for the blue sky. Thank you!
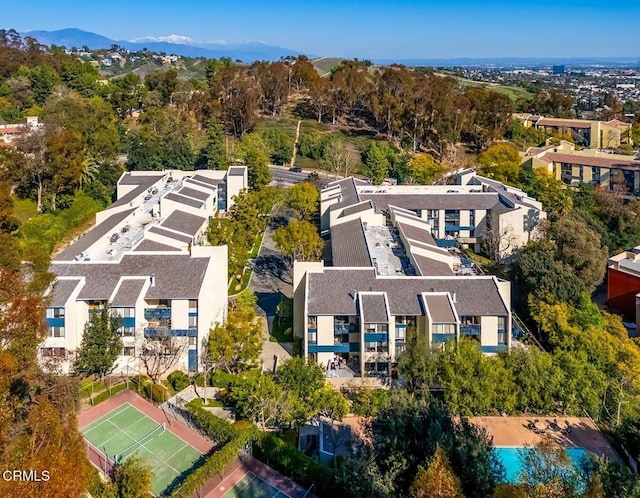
[3,0,639,59]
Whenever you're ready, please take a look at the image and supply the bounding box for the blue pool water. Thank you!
[495,446,588,482]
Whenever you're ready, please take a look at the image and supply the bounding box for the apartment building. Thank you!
[41,167,248,374]
[515,113,632,149]
[294,171,525,377]
[321,170,545,260]
[522,141,640,195]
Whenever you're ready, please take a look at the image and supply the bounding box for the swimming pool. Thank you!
[495,446,588,482]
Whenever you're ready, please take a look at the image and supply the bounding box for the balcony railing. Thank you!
[460,324,481,336]
[144,307,171,319]
[334,325,350,335]
[144,327,197,338]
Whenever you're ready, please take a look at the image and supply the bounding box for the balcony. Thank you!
[144,327,197,338]
[334,324,351,335]
[444,225,474,231]
[144,307,171,319]
[460,324,481,336]
[308,344,350,353]
[432,333,456,344]
[480,344,508,354]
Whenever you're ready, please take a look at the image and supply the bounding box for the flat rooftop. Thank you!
[363,224,410,276]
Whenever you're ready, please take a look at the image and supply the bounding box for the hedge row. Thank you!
[254,432,337,496]
[91,382,128,405]
[169,426,258,497]
[184,402,237,446]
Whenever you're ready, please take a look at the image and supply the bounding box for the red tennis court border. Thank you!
[78,389,214,456]
[204,456,310,498]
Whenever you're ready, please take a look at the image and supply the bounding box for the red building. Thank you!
[607,248,640,323]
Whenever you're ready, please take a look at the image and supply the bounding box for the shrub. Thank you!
[142,383,169,404]
[254,432,338,496]
[167,371,190,392]
[91,382,128,405]
[184,403,237,445]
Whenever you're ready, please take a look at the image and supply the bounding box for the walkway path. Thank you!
[248,205,295,370]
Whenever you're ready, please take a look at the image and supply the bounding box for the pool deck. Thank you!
[468,416,620,463]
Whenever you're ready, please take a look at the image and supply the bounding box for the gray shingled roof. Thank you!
[178,186,210,201]
[360,294,388,323]
[359,193,500,212]
[330,219,371,267]
[328,178,360,210]
[134,239,181,252]
[191,175,223,186]
[148,226,193,243]
[52,254,209,301]
[424,294,456,323]
[341,200,374,217]
[413,255,454,276]
[111,279,146,306]
[118,173,165,186]
[307,269,508,317]
[160,211,206,237]
[164,192,205,209]
[397,222,440,248]
[48,278,82,307]
[54,208,136,262]
[228,167,245,176]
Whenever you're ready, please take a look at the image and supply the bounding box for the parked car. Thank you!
[110,233,120,243]
[289,167,303,173]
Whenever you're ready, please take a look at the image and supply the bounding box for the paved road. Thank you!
[269,165,307,185]
[248,205,295,370]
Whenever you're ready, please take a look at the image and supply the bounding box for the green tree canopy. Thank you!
[238,132,272,189]
[113,456,154,498]
[73,306,123,381]
[273,220,323,266]
[286,182,319,221]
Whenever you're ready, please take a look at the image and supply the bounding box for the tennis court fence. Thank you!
[86,440,116,476]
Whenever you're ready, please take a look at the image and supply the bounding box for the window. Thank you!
[122,346,135,356]
[308,331,317,345]
[593,167,601,184]
[46,307,65,318]
[189,315,198,328]
[188,336,197,346]
[41,347,66,357]
[395,327,406,341]
[117,326,135,337]
[189,299,198,311]
[433,323,455,335]
[308,316,317,329]
[48,326,65,338]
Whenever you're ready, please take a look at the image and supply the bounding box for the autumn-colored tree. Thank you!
[0,267,92,498]
[478,142,521,184]
[410,446,464,498]
[407,153,447,185]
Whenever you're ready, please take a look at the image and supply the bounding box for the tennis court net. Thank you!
[115,423,165,463]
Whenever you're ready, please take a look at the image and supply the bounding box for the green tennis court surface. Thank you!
[223,472,292,498]
[82,402,202,496]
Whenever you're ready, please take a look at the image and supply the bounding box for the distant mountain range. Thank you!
[23,28,301,62]
[18,28,640,67]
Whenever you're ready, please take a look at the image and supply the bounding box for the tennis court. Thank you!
[222,472,292,498]
[82,402,203,496]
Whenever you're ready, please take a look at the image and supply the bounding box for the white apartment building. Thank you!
[41,167,248,374]
[294,170,539,377]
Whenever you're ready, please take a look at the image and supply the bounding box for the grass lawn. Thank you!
[228,268,252,296]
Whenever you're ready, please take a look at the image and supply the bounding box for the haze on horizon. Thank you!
[3,0,639,60]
